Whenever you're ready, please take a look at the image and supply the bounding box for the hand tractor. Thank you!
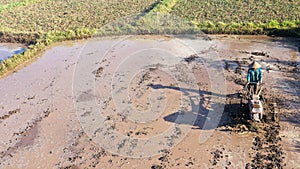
[245,82,264,121]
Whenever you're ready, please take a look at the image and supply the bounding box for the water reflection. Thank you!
[0,44,26,62]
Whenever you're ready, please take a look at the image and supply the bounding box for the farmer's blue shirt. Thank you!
[247,68,262,83]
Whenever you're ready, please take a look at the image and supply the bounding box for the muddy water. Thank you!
[0,35,299,168]
[0,43,26,62]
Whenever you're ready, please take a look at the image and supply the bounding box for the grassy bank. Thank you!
[193,20,300,36]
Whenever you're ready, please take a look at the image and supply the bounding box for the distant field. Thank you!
[171,0,300,23]
[0,0,159,32]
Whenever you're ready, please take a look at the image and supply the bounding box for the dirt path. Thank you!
[0,35,299,168]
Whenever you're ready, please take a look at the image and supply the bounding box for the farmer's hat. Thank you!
[249,61,261,69]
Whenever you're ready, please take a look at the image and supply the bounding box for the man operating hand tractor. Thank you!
[247,61,262,94]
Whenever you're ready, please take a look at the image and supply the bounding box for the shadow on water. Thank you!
[149,84,240,130]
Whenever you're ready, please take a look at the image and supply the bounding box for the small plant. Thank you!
[268,20,280,28]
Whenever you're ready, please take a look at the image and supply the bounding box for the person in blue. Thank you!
[247,61,262,94]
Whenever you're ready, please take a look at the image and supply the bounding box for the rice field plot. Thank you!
[0,0,159,32]
[170,0,300,24]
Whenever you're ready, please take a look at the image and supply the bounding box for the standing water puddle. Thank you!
[0,43,26,62]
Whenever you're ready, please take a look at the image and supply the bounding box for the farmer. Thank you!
[247,61,262,94]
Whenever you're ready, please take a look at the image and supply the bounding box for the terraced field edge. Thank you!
[0,28,97,77]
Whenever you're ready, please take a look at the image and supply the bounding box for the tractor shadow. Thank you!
[149,84,249,131]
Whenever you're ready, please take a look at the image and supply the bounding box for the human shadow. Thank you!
[149,84,238,130]
[149,84,226,98]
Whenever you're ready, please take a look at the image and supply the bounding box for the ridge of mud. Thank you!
[0,108,20,121]
[247,122,285,169]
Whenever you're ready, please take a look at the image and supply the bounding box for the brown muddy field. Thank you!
[0,35,299,169]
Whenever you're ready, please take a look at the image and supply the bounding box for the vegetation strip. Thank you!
[192,20,300,36]
[247,123,285,168]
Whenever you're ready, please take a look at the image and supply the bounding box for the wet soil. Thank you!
[0,35,299,168]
